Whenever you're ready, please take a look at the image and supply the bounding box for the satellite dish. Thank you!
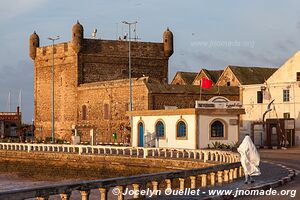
[92,28,97,39]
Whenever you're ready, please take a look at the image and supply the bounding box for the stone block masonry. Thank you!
[30,22,238,143]
[0,150,211,180]
[30,22,174,143]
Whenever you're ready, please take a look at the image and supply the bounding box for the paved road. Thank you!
[238,147,300,200]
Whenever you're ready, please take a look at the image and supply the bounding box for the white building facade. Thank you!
[129,97,245,149]
[240,51,300,147]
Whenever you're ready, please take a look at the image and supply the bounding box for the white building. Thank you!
[241,51,300,147]
[129,97,245,149]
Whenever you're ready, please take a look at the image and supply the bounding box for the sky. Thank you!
[1,0,300,123]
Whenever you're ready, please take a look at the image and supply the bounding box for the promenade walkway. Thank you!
[0,144,296,200]
[31,161,292,199]
[144,161,292,199]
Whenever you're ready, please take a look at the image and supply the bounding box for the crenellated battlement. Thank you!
[32,22,174,142]
[30,21,173,60]
[81,39,165,58]
[36,42,74,58]
[34,39,165,59]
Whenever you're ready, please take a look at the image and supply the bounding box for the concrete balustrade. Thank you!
[199,174,207,187]
[0,143,240,165]
[165,179,172,189]
[0,143,243,200]
[223,170,229,182]
[178,178,185,191]
[132,184,140,199]
[99,188,108,200]
[80,190,90,200]
[217,171,223,185]
[229,169,234,181]
[190,176,196,189]
[116,186,125,200]
[36,197,48,200]
[239,166,243,177]
[210,172,216,186]
[151,181,159,196]
[0,160,241,200]
[233,168,238,179]
[60,193,70,200]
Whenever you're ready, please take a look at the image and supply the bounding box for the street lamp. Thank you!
[122,21,137,145]
[48,36,60,143]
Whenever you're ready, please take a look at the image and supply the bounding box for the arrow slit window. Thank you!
[82,105,87,120]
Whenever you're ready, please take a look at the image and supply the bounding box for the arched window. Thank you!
[177,121,187,138]
[211,120,224,137]
[156,121,165,138]
[82,105,87,120]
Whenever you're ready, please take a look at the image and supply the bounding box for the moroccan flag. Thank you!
[201,77,213,89]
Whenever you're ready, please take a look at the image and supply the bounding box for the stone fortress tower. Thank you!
[30,21,175,142]
[29,31,40,60]
[72,21,84,54]
[163,28,173,57]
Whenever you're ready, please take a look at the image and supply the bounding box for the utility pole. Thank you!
[122,21,137,145]
[48,36,60,143]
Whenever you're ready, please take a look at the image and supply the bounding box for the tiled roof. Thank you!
[171,71,198,85]
[202,69,224,83]
[228,65,278,85]
[146,79,239,95]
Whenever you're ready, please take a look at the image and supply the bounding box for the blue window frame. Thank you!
[156,121,165,137]
[177,121,187,138]
[211,121,224,137]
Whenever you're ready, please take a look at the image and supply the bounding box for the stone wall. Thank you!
[150,93,240,110]
[78,39,169,84]
[217,68,240,86]
[33,33,239,144]
[33,38,170,143]
[0,150,211,180]
[76,79,150,142]
[171,75,187,85]
[34,43,78,140]
[193,71,207,85]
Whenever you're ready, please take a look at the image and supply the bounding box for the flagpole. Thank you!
[200,80,202,101]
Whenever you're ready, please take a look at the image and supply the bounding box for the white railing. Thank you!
[0,142,240,163]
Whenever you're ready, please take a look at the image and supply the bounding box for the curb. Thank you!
[202,161,296,200]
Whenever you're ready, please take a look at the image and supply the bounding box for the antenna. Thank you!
[92,28,97,39]
[18,89,22,113]
[119,21,141,41]
[7,91,11,112]
[116,23,119,40]
[133,23,137,41]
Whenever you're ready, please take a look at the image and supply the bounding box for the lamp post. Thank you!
[122,21,137,145]
[48,36,60,143]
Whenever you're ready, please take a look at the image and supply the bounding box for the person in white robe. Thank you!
[237,135,261,184]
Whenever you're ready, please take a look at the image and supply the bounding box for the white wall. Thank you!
[198,114,239,148]
[132,113,240,149]
[132,114,196,149]
[241,51,300,145]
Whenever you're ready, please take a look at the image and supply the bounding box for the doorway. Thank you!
[138,122,144,147]
[270,124,278,146]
